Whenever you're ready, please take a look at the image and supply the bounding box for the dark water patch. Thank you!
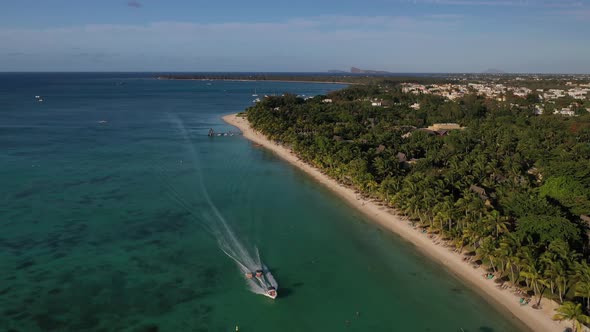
[89,174,116,184]
[16,259,35,270]
[32,270,53,282]
[52,252,67,259]
[3,220,19,228]
[12,187,38,199]
[134,324,160,332]
[47,288,62,295]
[0,220,89,255]
[8,150,43,156]
[33,313,64,331]
[4,308,22,317]
[479,327,495,332]
[71,310,101,331]
[199,267,219,287]
[77,194,94,205]
[278,287,294,298]
[127,208,144,216]
[130,256,164,273]
[23,296,37,304]
[127,209,191,241]
[451,287,464,294]
[14,312,29,321]
[102,187,124,196]
[176,288,199,304]
[62,179,87,188]
[189,304,214,331]
[44,234,83,251]
[198,304,213,315]
[40,220,89,251]
[0,237,33,251]
[0,287,11,295]
[100,192,127,201]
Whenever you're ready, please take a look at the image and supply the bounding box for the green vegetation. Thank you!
[245,83,590,316]
[553,302,590,332]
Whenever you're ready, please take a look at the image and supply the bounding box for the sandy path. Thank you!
[223,113,567,332]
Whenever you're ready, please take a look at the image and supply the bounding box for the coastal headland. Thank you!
[223,113,566,332]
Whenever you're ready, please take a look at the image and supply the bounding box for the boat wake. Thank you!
[160,115,278,299]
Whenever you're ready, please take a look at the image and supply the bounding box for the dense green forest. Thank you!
[245,83,590,318]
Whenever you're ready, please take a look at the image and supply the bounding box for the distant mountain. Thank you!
[327,70,348,73]
[482,68,506,74]
[350,67,391,74]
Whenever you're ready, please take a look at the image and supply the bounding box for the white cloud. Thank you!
[0,14,587,72]
[414,0,586,7]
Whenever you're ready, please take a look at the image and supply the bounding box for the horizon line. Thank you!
[1,70,590,75]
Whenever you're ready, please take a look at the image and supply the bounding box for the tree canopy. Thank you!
[246,82,590,315]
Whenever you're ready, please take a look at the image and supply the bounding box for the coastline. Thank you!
[223,113,566,332]
[157,77,357,85]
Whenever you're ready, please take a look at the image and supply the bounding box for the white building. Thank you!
[554,108,575,116]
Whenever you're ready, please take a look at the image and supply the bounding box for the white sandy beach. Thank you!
[223,113,567,332]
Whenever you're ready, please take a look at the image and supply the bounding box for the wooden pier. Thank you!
[208,128,240,137]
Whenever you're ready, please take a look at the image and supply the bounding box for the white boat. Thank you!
[245,269,278,299]
[253,98,261,103]
[252,88,258,97]
[35,95,41,99]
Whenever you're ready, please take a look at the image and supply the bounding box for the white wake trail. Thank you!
[166,115,278,296]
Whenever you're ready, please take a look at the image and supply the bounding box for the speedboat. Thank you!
[266,286,277,299]
[245,269,278,299]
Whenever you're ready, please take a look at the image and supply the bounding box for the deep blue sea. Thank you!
[0,73,524,331]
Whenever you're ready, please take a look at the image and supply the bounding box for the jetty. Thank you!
[208,128,240,137]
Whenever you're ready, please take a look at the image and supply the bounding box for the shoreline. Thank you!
[223,113,566,332]
[157,77,356,85]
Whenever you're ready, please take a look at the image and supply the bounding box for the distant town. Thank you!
[158,70,590,118]
[399,79,590,117]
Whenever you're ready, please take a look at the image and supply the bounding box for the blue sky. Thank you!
[1,0,589,73]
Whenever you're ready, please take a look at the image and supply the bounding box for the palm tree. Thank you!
[498,233,521,283]
[521,260,549,308]
[575,261,590,312]
[553,302,590,332]
[483,210,509,239]
[542,241,577,304]
[517,245,536,289]
[477,237,499,273]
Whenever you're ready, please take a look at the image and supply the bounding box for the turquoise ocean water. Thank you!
[1,74,524,331]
